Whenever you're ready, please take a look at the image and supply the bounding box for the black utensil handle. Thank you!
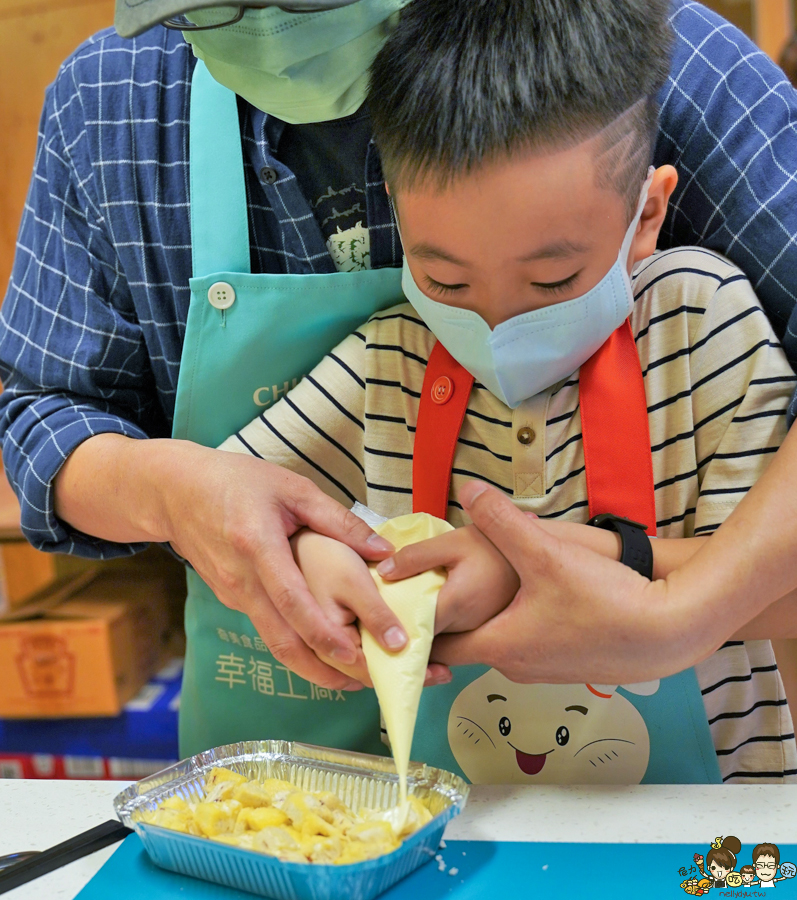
[0,819,131,895]
[0,852,40,873]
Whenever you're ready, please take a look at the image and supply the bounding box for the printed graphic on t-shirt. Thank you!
[326,221,370,272]
[312,184,370,271]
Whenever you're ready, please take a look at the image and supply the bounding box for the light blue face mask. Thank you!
[401,172,654,409]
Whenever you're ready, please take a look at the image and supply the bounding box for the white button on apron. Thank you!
[207,281,236,309]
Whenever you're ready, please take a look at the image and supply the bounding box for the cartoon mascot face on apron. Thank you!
[449,672,659,785]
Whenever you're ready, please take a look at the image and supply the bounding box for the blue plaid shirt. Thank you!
[3,0,797,558]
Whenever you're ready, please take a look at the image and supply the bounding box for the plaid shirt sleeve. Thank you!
[0,53,156,558]
[659,0,797,375]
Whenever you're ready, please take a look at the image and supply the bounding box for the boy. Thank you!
[740,865,757,887]
[220,0,796,782]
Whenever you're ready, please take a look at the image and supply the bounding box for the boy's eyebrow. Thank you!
[518,239,591,262]
[409,243,469,266]
[409,239,591,267]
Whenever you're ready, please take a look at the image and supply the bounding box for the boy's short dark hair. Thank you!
[370,0,673,218]
[740,865,755,876]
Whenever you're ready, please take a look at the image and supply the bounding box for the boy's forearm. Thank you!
[649,536,708,580]
[533,519,707,579]
[627,531,797,639]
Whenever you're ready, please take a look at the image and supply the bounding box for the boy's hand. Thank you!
[291,530,453,687]
[290,530,375,685]
[376,525,520,633]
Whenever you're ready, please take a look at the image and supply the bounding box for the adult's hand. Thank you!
[431,481,733,685]
[55,434,411,690]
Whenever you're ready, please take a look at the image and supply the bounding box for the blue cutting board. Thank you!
[76,834,797,899]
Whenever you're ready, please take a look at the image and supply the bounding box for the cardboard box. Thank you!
[0,569,175,717]
[0,657,182,779]
[0,658,182,762]
[0,542,59,613]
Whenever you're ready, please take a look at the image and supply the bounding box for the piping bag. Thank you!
[356,507,454,809]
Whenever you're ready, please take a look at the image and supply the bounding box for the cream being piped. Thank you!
[360,513,453,806]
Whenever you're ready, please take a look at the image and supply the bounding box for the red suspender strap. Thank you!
[413,321,655,535]
[413,342,475,519]
[579,319,657,536]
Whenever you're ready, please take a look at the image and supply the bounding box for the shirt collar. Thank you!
[247,105,284,157]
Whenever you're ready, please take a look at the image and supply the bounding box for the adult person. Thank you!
[2,0,797,755]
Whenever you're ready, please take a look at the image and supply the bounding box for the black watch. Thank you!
[586,513,653,579]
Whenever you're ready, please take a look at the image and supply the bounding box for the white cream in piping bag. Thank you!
[360,512,453,809]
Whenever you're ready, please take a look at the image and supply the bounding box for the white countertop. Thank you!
[1,780,796,899]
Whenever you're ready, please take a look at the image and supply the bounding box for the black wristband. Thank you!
[586,513,653,580]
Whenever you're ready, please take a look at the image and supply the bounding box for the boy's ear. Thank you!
[631,165,678,264]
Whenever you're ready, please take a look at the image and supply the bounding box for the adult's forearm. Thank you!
[530,431,797,643]
[731,587,797,640]
[668,426,797,642]
[54,433,187,544]
[54,433,409,689]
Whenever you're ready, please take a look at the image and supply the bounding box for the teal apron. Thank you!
[174,62,403,758]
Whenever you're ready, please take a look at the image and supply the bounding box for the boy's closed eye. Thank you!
[423,275,468,296]
[423,270,584,299]
[530,271,583,295]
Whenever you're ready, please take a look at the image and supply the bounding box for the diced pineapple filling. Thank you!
[140,766,434,865]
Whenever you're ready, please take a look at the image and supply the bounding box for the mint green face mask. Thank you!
[184,0,411,123]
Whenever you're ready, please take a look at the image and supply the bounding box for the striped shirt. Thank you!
[221,247,797,783]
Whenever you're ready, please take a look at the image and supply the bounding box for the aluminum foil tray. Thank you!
[114,740,470,900]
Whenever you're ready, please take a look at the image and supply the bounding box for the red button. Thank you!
[431,376,453,404]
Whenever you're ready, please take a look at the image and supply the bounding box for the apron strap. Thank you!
[413,320,656,534]
[189,61,251,278]
[413,342,475,519]
[579,320,657,536]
